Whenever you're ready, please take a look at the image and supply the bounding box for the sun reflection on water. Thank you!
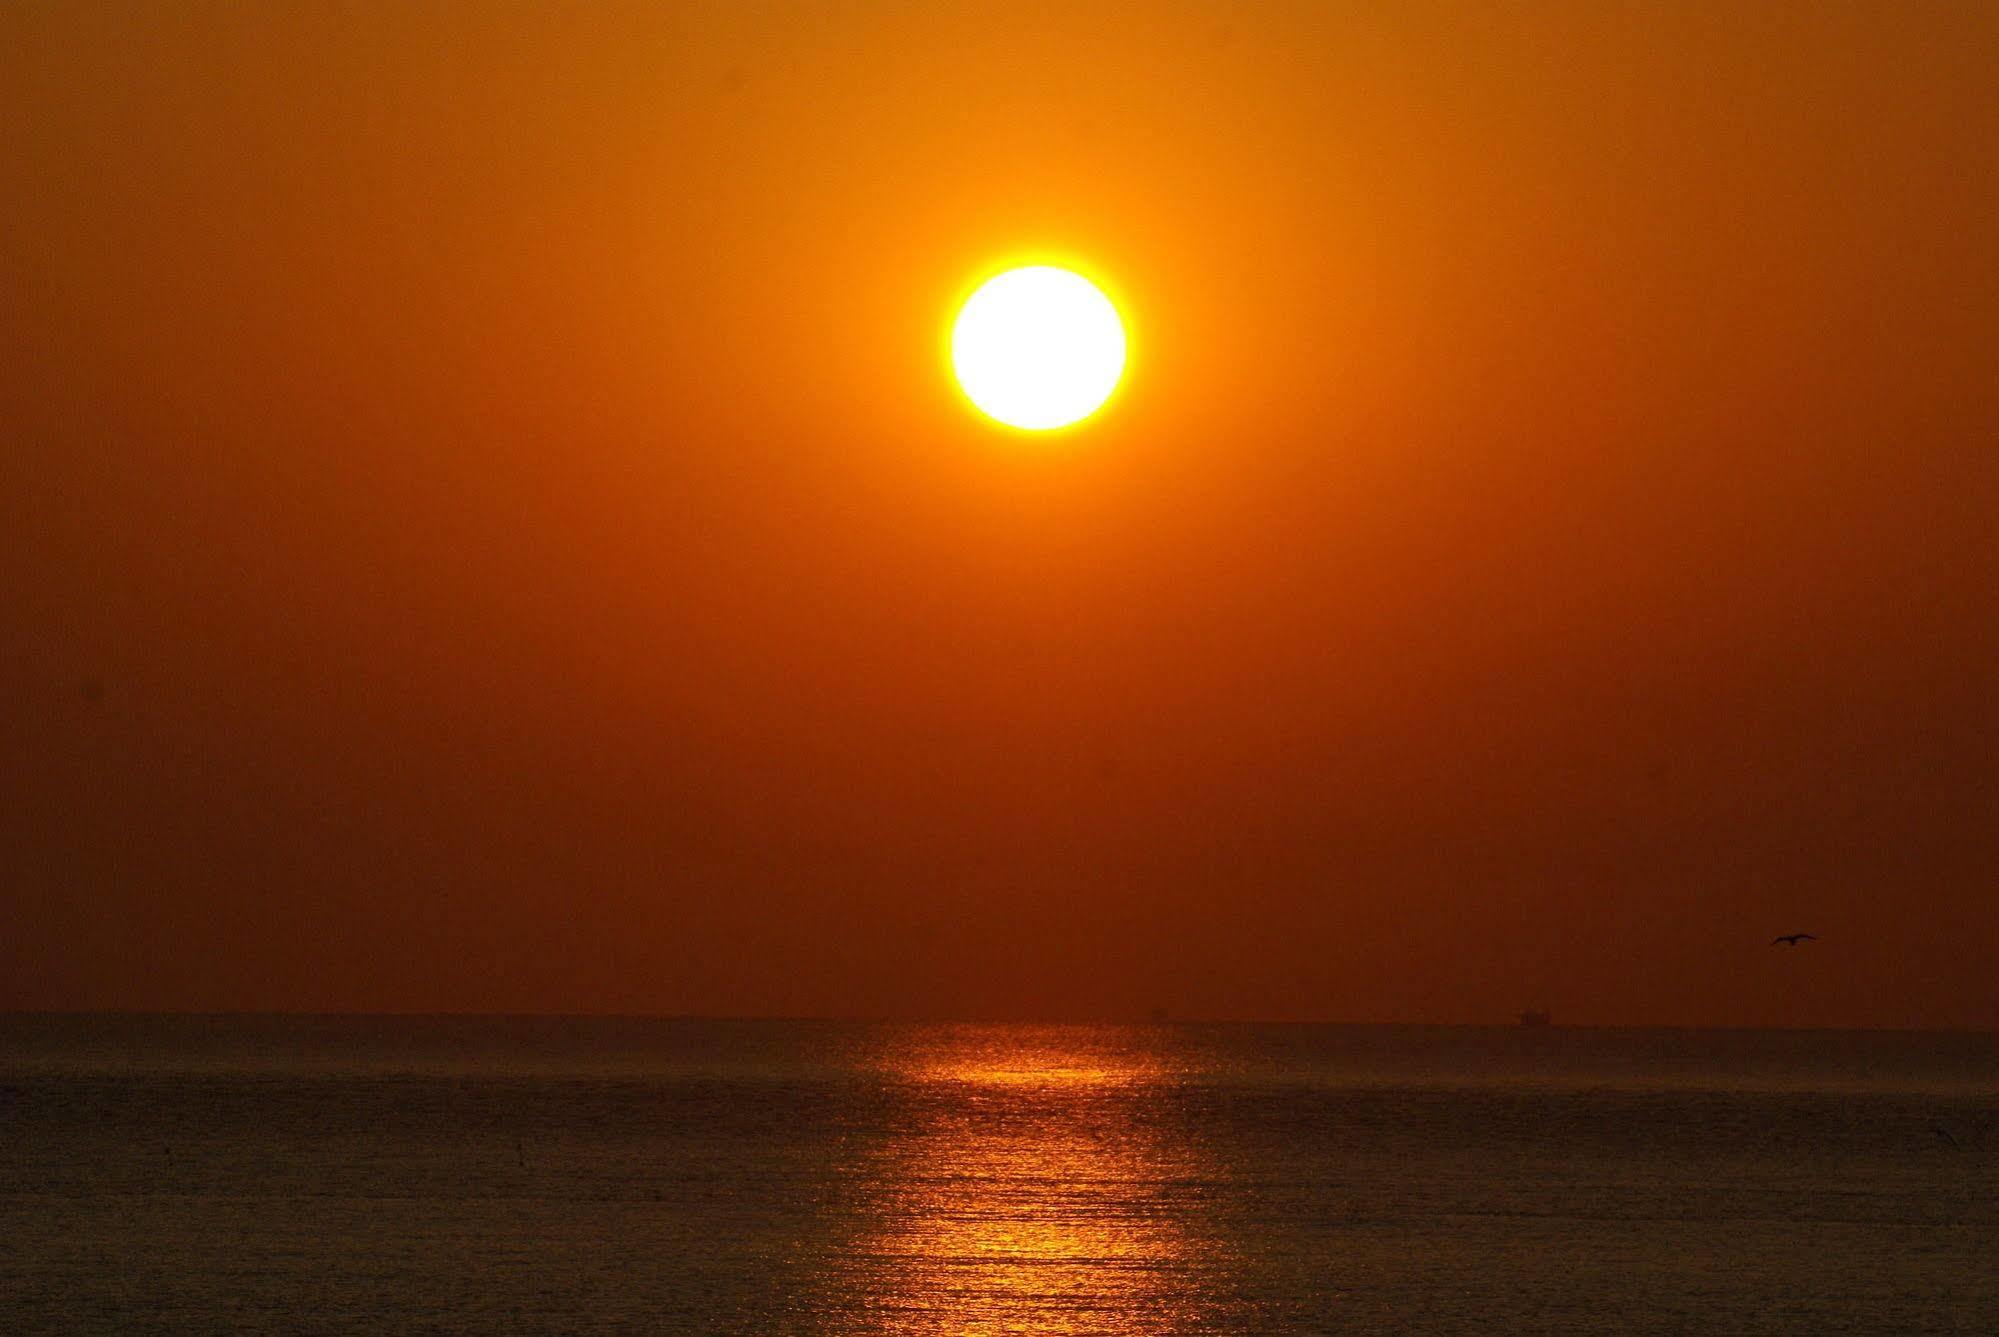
[845,1026,1242,1334]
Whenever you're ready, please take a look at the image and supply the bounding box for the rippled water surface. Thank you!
[3,1017,1995,1333]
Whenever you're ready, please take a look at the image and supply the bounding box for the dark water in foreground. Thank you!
[3,1017,1995,1333]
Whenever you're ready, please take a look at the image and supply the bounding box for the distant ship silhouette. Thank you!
[1517,1009,1552,1027]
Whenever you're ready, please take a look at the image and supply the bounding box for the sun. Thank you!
[951,266,1127,431]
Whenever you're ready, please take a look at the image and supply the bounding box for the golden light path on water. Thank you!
[845,1027,1244,1334]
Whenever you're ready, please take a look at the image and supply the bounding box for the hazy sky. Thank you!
[4,2,1994,1026]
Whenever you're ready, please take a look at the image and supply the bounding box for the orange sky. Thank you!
[4,2,1994,1026]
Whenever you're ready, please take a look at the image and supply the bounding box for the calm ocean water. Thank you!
[2,1016,1995,1334]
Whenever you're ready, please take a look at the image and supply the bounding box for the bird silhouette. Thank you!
[1770,933,1818,946]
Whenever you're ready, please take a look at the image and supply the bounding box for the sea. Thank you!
[2,1015,1994,1334]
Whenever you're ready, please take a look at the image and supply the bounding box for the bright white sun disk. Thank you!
[951,266,1126,430]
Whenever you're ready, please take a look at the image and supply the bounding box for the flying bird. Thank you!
[1770,933,1818,946]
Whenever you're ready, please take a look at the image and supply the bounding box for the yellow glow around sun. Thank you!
[951,266,1126,431]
